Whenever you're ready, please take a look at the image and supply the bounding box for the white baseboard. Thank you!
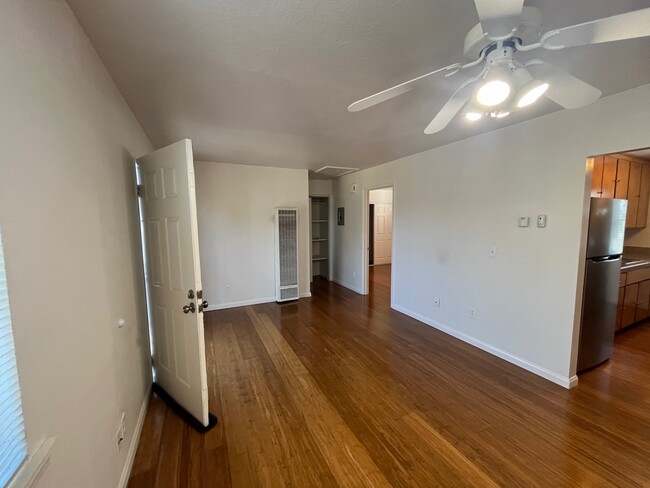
[391,304,576,389]
[205,296,276,311]
[332,278,364,295]
[205,292,311,311]
[118,383,152,488]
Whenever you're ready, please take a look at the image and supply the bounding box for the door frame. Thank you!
[309,192,334,281]
[362,185,395,303]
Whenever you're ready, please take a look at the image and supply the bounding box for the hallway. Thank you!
[129,270,650,487]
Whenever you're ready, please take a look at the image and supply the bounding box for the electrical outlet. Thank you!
[352,271,356,280]
[225,285,231,294]
[433,297,441,308]
[469,308,477,320]
[489,246,497,258]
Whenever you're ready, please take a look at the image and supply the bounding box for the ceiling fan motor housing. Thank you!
[463,6,543,60]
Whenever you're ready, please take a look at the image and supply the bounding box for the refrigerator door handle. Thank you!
[591,255,622,262]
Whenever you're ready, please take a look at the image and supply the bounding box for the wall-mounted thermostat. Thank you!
[518,216,530,228]
[351,184,357,193]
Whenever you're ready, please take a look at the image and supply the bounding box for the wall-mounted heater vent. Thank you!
[275,208,299,302]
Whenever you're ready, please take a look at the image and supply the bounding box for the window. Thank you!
[0,228,28,487]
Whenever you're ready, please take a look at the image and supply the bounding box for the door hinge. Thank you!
[137,184,144,198]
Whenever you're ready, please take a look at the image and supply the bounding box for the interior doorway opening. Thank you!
[574,146,650,380]
[364,187,394,300]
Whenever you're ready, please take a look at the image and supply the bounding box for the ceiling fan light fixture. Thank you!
[489,110,510,118]
[516,80,549,108]
[465,111,482,121]
[475,79,511,108]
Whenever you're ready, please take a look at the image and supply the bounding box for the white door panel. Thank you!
[138,139,209,426]
[374,203,393,265]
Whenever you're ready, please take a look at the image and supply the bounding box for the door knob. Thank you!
[199,300,209,312]
[183,302,196,314]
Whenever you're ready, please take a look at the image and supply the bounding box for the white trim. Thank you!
[118,383,152,488]
[300,292,312,298]
[331,278,364,295]
[206,297,276,311]
[362,185,395,300]
[392,304,577,389]
[7,436,56,488]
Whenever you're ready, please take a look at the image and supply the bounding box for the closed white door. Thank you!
[137,139,209,426]
[374,204,393,265]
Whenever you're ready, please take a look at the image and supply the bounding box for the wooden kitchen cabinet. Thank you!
[637,164,650,227]
[635,279,650,322]
[591,156,618,198]
[622,282,639,329]
[626,161,641,228]
[614,158,630,199]
[591,154,650,228]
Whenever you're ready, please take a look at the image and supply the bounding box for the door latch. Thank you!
[183,302,196,314]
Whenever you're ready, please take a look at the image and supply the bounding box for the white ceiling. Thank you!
[626,148,650,160]
[66,0,650,170]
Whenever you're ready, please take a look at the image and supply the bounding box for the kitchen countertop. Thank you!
[621,246,650,271]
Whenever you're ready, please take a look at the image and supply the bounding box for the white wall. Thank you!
[196,162,310,309]
[309,178,332,196]
[333,84,650,388]
[0,1,153,486]
[369,188,393,204]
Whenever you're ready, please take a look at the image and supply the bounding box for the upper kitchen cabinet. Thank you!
[591,154,650,228]
[626,161,641,228]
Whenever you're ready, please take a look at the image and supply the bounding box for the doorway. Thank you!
[574,146,650,379]
[364,187,394,300]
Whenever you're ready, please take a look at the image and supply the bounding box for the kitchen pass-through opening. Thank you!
[576,146,650,378]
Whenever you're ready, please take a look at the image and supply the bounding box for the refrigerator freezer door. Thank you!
[577,256,621,372]
[586,198,627,259]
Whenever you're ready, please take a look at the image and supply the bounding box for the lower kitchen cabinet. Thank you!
[622,282,639,329]
[616,270,650,331]
[636,280,650,322]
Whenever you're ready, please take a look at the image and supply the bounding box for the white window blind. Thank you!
[0,228,28,487]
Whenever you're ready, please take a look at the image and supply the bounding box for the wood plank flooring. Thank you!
[129,264,650,487]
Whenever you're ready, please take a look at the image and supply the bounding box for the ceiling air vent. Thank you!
[313,166,358,179]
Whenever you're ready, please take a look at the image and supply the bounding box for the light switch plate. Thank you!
[537,214,547,228]
[351,184,357,193]
[518,216,530,228]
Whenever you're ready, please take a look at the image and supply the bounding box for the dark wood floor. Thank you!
[129,264,650,487]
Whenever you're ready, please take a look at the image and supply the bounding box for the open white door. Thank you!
[137,139,209,426]
[374,203,393,265]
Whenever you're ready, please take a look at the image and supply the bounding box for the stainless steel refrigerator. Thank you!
[577,197,627,372]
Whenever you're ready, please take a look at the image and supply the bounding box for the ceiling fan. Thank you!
[347,1,650,134]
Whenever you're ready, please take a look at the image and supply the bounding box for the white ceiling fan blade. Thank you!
[348,64,460,112]
[542,8,650,49]
[424,82,474,135]
[527,61,601,109]
[474,0,524,38]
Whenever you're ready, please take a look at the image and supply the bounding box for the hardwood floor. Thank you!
[129,267,650,487]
